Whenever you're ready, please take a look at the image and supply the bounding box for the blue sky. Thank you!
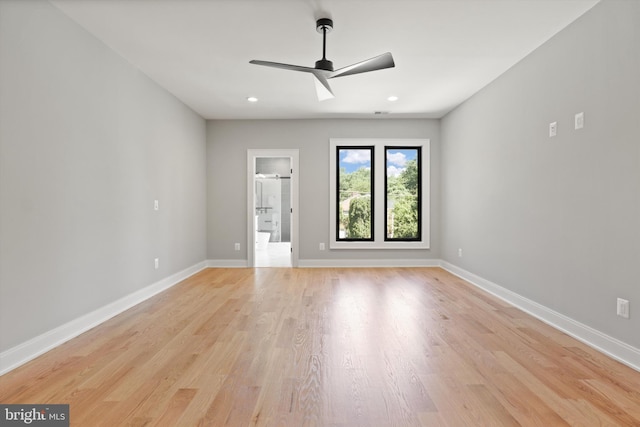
[386,148,417,177]
[339,149,371,173]
[339,148,417,175]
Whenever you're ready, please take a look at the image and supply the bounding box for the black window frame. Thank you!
[336,145,375,242]
[384,146,422,242]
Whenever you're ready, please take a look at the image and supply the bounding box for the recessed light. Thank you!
[387,95,398,102]
[247,96,258,103]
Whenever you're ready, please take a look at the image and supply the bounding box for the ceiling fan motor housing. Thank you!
[315,58,334,71]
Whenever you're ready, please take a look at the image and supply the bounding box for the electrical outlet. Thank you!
[234,243,241,251]
[154,258,159,269]
[319,243,325,251]
[549,121,557,137]
[617,298,630,319]
[458,248,463,257]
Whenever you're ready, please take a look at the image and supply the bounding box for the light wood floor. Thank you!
[1,268,640,426]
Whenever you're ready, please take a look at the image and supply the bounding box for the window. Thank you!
[385,147,421,241]
[336,147,374,241]
[330,139,429,249]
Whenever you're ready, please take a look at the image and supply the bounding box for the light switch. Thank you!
[549,121,557,138]
[575,112,584,130]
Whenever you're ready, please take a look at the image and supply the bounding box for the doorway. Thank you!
[247,149,299,267]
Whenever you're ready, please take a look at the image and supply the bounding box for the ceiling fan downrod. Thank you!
[315,18,334,71]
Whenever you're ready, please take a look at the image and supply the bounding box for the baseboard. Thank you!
[0,260,208,376]
[439,260,640,373]
[206,259,249,268]
[298,259,441,268]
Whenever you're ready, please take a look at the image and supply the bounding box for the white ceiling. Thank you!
[51,0,599,120]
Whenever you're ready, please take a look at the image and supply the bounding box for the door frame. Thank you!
[247,149,299,267]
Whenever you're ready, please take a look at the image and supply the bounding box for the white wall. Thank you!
[441,0,640,348]
[207,119,440,264]
[0,0,207,353]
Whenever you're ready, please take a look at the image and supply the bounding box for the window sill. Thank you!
[330,241,430,250]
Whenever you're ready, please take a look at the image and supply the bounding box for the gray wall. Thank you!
[207,119,440,262]
[441,0,640,347]
[0,1,207,352]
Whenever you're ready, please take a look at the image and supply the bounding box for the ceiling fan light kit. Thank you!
[250,18,395,101]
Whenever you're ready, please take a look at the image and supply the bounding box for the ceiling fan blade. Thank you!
[330,52,395,79]
[251,59,333,100]
[249,60,317,74]
[312,72,334,101]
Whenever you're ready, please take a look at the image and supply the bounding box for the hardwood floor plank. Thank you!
[493,350,611,425]
[1,267,640,426]
[483,371,571,427]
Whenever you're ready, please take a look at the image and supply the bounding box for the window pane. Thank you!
[337,147,374,240]
[385,147,420,240]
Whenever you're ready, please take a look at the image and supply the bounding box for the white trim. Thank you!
[0,261,208,376]
[207,259,249,268]
[439,260,640,373]
[298,258,441,268]
[247,149,299,268]
[329,138,430,250]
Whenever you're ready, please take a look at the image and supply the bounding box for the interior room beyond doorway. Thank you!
[254,157,292,267]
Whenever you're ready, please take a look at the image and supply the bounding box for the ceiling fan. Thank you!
[250,18,395,101]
